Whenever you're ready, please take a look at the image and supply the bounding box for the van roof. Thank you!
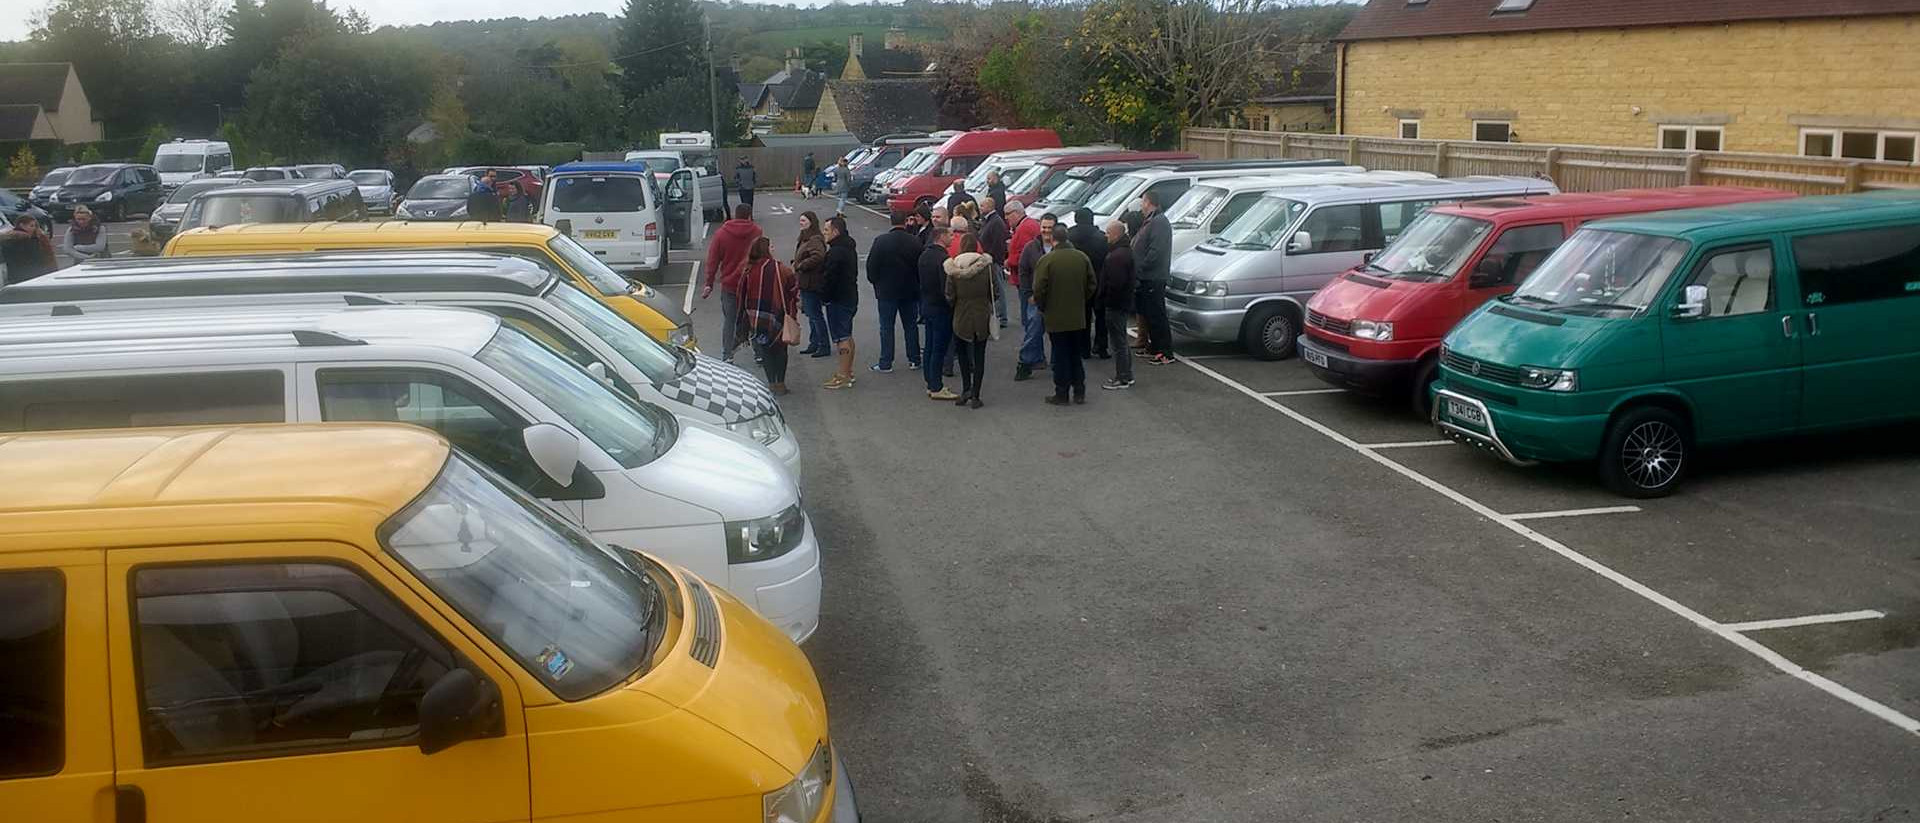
[0,303,503,361]
[0,251,555,306]
[937,129,1060,155]
[1032,150,1199,170]
[1190,170,1432,192]
[0,424,449,549]
[1588,189,1920,239]
[554,161,657,175]
[199,178,354,196]
[1253,175,1554,205]
[168,220,562,246]
[1428,186,1798,223]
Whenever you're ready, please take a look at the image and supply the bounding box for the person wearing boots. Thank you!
[943,234,997,409]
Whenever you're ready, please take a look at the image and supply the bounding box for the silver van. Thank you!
[1083,163,1365,227]
[1166,175,1559,359]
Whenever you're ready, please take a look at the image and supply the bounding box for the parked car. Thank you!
[347,168,397,214]
[543,162,671,274]
[0,187,52,233]
[46,162,165,222]
[214,169,247,178]
[175,178,366,233]
[396,173,479,221]
[152,138,234,189]
[242,166,307,182]
[618,152,724,220]
[163,219,695,349]
[27,166,74,209]
[445,165,544,202]
[295,163,347,180]
[146,176,243,241]
[0,301,826,641]
[1299,186,1797,414]
[3,251,788,470]
[0,423,858,823]
[1434,190,1920,497]
[1168,175,1559,359]
[885,129,1062,215]
[1163,169,1435,255]
[847,134,946,198]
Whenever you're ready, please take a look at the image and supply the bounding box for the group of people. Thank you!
[1,204,116,286]
[465,170,536,223]
[697,185,1182,408]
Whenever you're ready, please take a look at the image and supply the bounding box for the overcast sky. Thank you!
[1,1,678,43]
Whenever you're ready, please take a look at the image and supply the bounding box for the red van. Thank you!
[1297,186,1798,414]
[1002,150,1198,211]
[886,129,1061,214]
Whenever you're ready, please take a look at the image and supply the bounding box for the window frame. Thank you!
[1398,119,1421,140]
[1790,222,1920,308]
[0,568,65,781]
[0,369,290,434]
[1472,121,1512,143]
[1659,125,1723,152]
[1800,127,1920,164]
[1473,221,1568,288]
[1675,241,1777,318]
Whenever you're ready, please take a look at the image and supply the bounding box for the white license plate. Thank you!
[1444,397,1487,428]
[582,229,618,240]
[1301,348,1329,368]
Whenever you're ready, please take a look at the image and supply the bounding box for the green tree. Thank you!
[78,144,104,163]
[240,33,435,164]
[615,0,704,101]
[6,146,39,181]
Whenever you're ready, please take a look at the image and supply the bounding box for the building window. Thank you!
[1399,119,1421,139]
[1473,121,1512,142]
[1492,0,1534,12]
[1802,128,1919,164]
[1659,125,1723,152]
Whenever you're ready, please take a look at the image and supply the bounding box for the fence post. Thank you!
[1347,137,1361,166]
[1434,142,1449,177]
[1224,129,1238,159]
[1683,152,1702,185]
[1542,147,1560,185]
[1843,161,1865,193]
[1277,132,1292,159]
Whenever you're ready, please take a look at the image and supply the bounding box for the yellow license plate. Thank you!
[582,229,618,240]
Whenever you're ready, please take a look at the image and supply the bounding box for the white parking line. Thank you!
[1259,388,1344,397]
[682,263,699,315]
[1181,354,1243,361]
[1177,354,1920,736]
[1724,610,1887,633]
[1363,440,1455,450]
[1507,505,1644,521]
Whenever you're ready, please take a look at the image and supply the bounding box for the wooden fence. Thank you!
[1181,128,1920,196]
[583,142,862,190]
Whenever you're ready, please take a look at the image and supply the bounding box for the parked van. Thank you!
[0,303,824,641]
[152,138,233,188]
[0,423,858,823]
[884,129,1061,215]
[0,251,796,472]
[849,134,948,197]
[864,146,938,204]
[1301,187,1796,413]
[178,179,367,232]
[162,220,696,349]
[1433,190,1920,497]
[1168,175,1558,359]
[1028,158,1341,222]
[1003,151,1198,214]
[1161,170,1437,254]
[1083,161,1369,228]
[542,162,671,274]
[961,146,1122,201]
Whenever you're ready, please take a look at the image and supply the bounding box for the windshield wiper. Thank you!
[1385,269,1447,282]
[1228,242,1269,251]
[1506,293,1554,306]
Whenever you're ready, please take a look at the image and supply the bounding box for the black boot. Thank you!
[1073,385,1086,405]
[1014,363,1033,381]
[1044,391,1069,406]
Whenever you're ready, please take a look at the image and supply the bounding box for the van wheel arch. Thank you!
[1240,301,1301,361]
[1409,352,1440,417]
[1598,398,1695,498]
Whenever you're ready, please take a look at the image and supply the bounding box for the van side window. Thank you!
[1792,224,1920,307]
[1476,223,1566,287]
[1294,204,1367,254]
[1144,180,1190,213]
[1211,192,1266,234]
[315,369,547,491]
[0,570,63,780]
[1684,245,1776,317]
[131,563,461,765]
[943,156,984,176]
[0,371,286,433]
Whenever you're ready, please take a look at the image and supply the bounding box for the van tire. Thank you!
[1598,406,1691,498]
[1242,304,1297,360]
[1409,356,1439,417]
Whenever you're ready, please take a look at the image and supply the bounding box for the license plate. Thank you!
[1443,397,1487,428]
[1301,348,1328,368]
[582,229,618,240]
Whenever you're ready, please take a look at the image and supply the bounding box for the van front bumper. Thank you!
[1164,296,1246,342]
[1297,334,1416,394]
[728,516,823,645]
[1432,383,1607,465]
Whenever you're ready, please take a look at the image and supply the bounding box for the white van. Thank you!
[1163,170,1437,255]
[0,252,802,475]
[960,146,1120,201]
[542,162,670,274]
[1085,163,1366,227]
[152,139,234,189]
[0,303,825,643]
[1166,175,1560,359]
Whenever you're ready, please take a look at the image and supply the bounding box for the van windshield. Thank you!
[154,154,206,173]
[380,453,659,701]
[1510,229,1690,315]
[476,326,672,468]
[1006,164,1049,196]
[962,161,998,189]
[1167,185,1229,229]
[66,166,117,186]
[547,236,637,297]
[1211,197,1307,250]
[901,149,938,174]
[546,280,680,384]
[1040,177,1094,208]
[1086,174,1148,215]
[1368,213,1494,281]
[183,194,303,229]
[624,156,680,174]
[348,171,387,184]
[550,175,647,213]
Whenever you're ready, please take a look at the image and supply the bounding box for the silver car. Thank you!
[348,169,395,215]
[147,177,243,242]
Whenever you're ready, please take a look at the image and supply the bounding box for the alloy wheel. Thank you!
[1621,420,1684,490]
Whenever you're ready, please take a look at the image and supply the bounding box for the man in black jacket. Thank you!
[1067,207,1110,358]
[1098,219,1137,390]
[977,197,1010,328]
[917,225,959,400]
[866,210,925,372]
[821,216,861,389]
[1133,188,1176,364]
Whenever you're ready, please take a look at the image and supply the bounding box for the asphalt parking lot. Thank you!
[655,191,1920,822]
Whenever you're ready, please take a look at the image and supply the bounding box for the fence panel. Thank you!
[1554,146,1686,192]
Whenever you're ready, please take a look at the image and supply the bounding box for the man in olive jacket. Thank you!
[1031,225,1097,405]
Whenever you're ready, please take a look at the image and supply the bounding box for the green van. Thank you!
[1433,190,1920,497]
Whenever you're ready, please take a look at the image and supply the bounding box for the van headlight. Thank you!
[1352,320,1394,341]
[763,743,832,823]
[1188,279,1228,296]
[728,412,784,446]
[725,504,806,564]
[1519,366,1578,392]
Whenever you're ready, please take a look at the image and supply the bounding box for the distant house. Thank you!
[0,62,105,144]
[741,51,828,132]
[1240,66,1337,134]
[840,28,933,81]
[1333,0,1920,162]
[811,30,939,142]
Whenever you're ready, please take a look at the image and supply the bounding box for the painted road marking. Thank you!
[682,263,699,315]
[1177,354,1920,736]
[1724,610,1887,633]
[1259,388,1344,397]
[1180,354,1242,361]
[1507,505,1645,521]
[1363,440,1455,450]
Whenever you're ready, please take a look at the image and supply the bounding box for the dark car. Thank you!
[48,163,165,222]
[395,174,479,221]
[176,179,366,233]
[295,163,348,180]
[28,167,74,210]
[148,177,244,242]
[1,187,54,232]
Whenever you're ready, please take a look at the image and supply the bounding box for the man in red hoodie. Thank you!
[701,204,764,363]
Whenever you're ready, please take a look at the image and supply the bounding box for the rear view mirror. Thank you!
[1674,284,1709,319]
[554,219,573,237]
[522,422,582,487]
[418,669,500,755]
[1286,231,1314,253]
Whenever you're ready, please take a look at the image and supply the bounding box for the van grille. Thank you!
[1440,349,1523,386]
[685,577,722,667]
[1306,309,1351,335]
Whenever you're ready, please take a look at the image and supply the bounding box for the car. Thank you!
[214,169,247,178]
[152,138,234,189]
[0,301,825,642]
[1298,186,1797,414]
[846,134,947,198]
[145,176,243,242]
[242,166,307,182]
[175,178,366,233]
[885,129,1062,215]
[26,166,74,209]
[862,146,937,205]
[0,423,858,823]
[1,187,52,233]
[1433,189,1920,497]
[346,168,397,214]
[294,163,347,180]
[45,162,165,222]
[395,173,480,221]
[444,165,544,202]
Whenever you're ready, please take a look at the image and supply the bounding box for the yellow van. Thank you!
[0,424,854,822]
[163,221,697,350]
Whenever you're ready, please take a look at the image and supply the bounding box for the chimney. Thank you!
[849,32,864,57]
[786,48,803,74]
[729,52,740,74]
[884,26,908,51]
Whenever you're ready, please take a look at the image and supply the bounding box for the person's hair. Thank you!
[748,235,772,260]
[959,233,980,254]
[1004,199,1023,212]
[915,206,932,221]
[798,210,823,240]
[890,210,908,227]
[1040,212,1057,224]
[828,215,849,235]
[733,203,753,221]
[949,216,970,233]
[72,205,93,218]
[957,202,977,221]
[1075,207,1094,225]
[1122,211,1144,236]
[12,212,36,226]
[1050,225,1070,245]
[978,197,994,214]
[1141,188,1162,208]
[929,226,950,243]
[930,205,947,217]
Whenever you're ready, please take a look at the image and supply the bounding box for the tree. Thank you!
[1079,0,1290,133]
[7,146,38,182]
[614,0,704,101]
[155,0,230,47]
[30,0,165,135]
[240,33,435,164]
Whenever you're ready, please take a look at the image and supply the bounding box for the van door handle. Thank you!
[115,785,146,823]
[1781,315,1794,338]
[1806,312,1820,336]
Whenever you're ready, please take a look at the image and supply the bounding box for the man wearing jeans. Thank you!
[1098,220,1137,389]
[1010,208,1053,381]
[700,204,764,363]
[866,210,925,372]
[1133,188,1176,365]
[917,225,959,400]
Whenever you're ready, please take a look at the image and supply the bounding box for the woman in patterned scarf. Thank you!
[737,236,800,395]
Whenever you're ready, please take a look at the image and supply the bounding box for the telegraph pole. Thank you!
[704,12,720,142]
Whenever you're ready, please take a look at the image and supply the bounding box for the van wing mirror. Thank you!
[418,669,501,755]
[522,422,582,487]
[1286,230,1314,253]
[587,361,610,382]
[554,218,573,237]
[1674,284,1709,319]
